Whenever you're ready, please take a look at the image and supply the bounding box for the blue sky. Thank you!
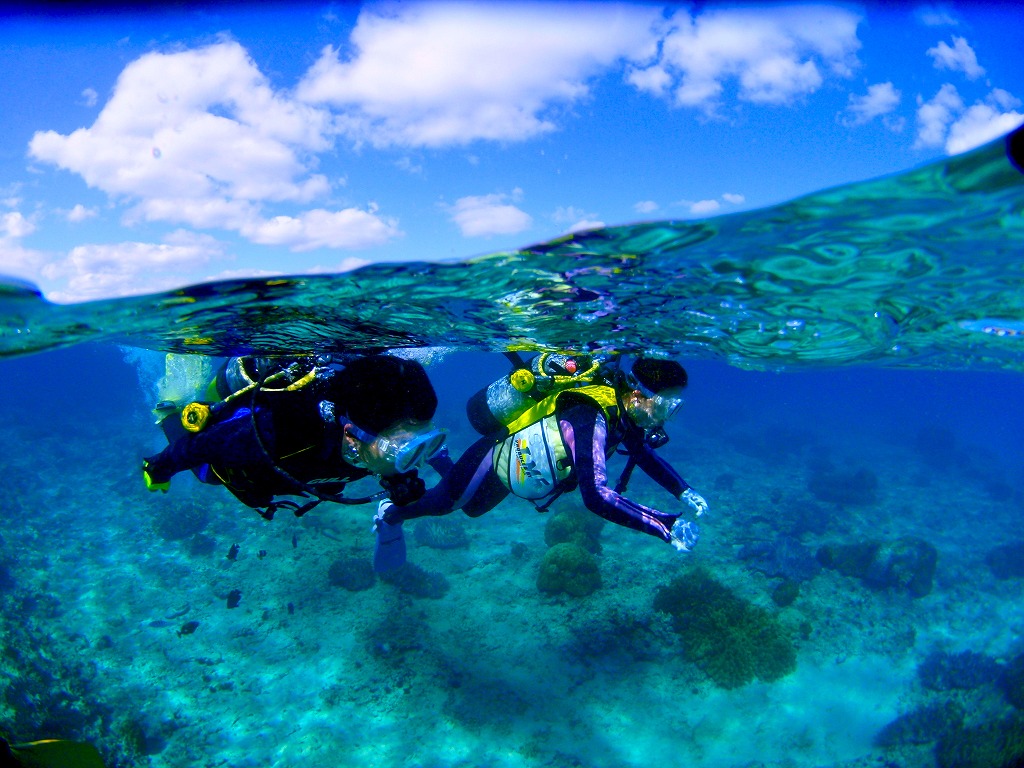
[0,1,1021,303]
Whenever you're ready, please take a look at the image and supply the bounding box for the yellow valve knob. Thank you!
[510,369,535,392]
[181,402,211,432]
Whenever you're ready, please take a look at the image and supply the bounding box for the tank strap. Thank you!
[503,384,618,435]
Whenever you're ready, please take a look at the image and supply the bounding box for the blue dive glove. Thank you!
[681,487,708,516]
[670,519,700,552]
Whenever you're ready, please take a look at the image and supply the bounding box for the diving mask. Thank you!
[346,420,447,475]
[625,385,684,429]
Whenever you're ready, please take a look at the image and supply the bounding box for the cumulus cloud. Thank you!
[241,206,401,251]
[40,232,226,302]
[80,87,98,107]
[916,84,1023,154]
[946,90,1024,154]
[0,211,46,280]
[67,204,98,223]
[627,5,862,113]
[634,200,659,214]
[914,83,964,148]
[916,7,959,27]
[842,82,902,126]
[689,199,721,215]
[447,191,532,237]
[721,193,745,205]
[28,41,399,252]
[927,36,985,80]
[553,206,604,232]
[1,211,36,239]
[296,2,662,147]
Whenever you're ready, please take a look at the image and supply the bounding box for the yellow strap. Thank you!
[504,384,617,435]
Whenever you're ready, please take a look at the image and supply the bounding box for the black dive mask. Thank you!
[379,470,426,506]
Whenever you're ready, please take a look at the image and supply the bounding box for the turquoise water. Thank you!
[0,128,1022,767]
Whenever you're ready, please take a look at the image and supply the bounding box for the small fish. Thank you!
[177,620,200,637]
[227,589,242,609]
[227,543,239,561]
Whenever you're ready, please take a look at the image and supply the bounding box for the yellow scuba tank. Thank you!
[466,353,601,435]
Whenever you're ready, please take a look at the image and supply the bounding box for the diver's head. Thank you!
[334,355,444,478]
[619,357,687,430]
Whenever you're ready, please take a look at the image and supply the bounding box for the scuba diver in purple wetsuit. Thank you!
[371,355,708,572]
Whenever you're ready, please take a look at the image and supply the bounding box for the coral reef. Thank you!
[536,542,601,597]
[0,560,15,592]
[380,562,450,599]
[151,500,210,542]
[738,535,821,582]
[413,517,469,549]
[544,506,605,554]
[817,536,937,597]
[187,533,217,557]
[771,579,800,607]
[807,461,879,506]
[653,568,797,689]
[985,541,1024,580]
[327,556,376,592]
[918,650,1005,692]
[875,701,965,747]
[999,653,1024,709]
[935,714,1024,768]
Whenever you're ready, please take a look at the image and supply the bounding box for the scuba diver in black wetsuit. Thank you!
[371,355,708,572]
[143,354,450,520]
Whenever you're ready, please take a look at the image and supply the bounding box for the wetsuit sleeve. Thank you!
[559,404,677,543]
[622,428,691,499]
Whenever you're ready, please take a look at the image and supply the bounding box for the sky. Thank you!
[0,1,1021,303]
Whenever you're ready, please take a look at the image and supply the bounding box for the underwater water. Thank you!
[0,128,1022,768]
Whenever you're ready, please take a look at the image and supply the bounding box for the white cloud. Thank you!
[566,219,604,233]
[553,206,603,233]
[914,83,964,148]
[241,206,402,251]
[40,233,226,302]
[67,204,98,223]
[27,41,368,251]
[690,199,720,215]
[842,81,901,126]
[0,211,46,280]
[946,90,1024,154]
[916,7,959,27]
[721,193,745,205]
[80,87,98,107]
[297,2,662,147]
[448,192,532,237]
[1,211,35,239]
[927,36,984,80]
[916,84,1023,154]
[634,200,659,214]
[629,5,862,113]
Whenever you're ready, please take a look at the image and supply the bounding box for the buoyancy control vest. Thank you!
[493,384,619,505]
[466,353,613,434]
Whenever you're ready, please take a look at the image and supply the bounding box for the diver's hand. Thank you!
[670,519,700,552]
[681,488,708,516]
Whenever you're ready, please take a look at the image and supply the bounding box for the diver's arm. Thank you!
[624,429,690,497]
[624,429,708,516]
[559,405,676,542]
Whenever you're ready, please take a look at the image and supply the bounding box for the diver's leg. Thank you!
[382,435,498,523]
